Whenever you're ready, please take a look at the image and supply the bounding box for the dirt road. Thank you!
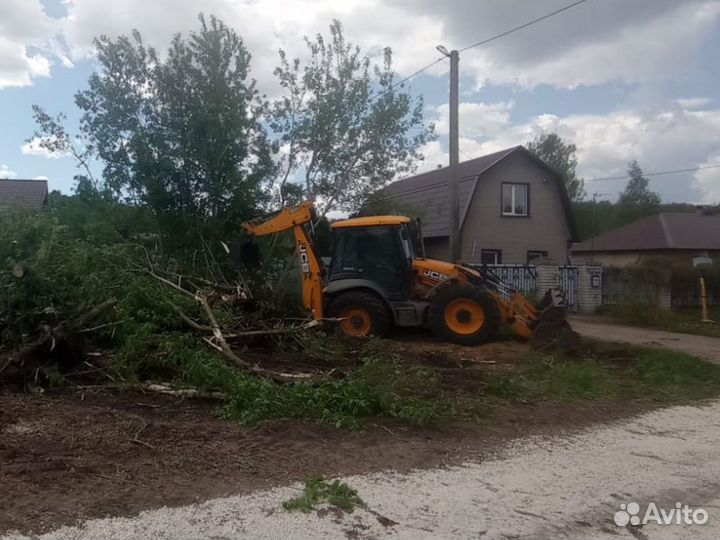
[569,317,720,363]
[8,400,720,540]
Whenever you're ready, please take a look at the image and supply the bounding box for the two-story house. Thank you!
[380,146,577,265]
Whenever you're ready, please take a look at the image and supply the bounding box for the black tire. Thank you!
[428,284,500,346]
[328,290,391,338]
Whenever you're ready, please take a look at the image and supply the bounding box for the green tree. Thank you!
[271,20,434,215]
[617,160,660,224]
[71,15,274,256]
[527,133,585,201]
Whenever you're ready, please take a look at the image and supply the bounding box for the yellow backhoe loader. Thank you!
[242,201,567,345]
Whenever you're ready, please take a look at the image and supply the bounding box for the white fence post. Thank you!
[535,264,560,300]
[576,264,603,313]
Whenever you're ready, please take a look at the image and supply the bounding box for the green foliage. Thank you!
[271,20,434,215]
[572,200,700,241]
[220,354,439,428]
[0,205,198,353]
[283,475,363,513]
[617,160,661,224]
[70,15,274,260]
[527,132,585,201]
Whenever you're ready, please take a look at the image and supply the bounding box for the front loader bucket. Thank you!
[529,288,581,354]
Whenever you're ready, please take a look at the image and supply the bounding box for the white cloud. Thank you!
[0,0,58,89]
[393,0,720,89]
[20,137,70,159]
[3,0,719,92]
[447,103,720,204]
[678,97,715,110]
[694,157,720,203]
[0,164,18,178]
[33,175,49,180]
[434,101,513,139]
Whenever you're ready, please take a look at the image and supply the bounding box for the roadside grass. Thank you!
[283,475,363,513]
[484,344,720,408]
[597,303,720,339]
[633,349,720,401]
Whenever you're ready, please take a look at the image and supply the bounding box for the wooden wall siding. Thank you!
[460,152,571,265]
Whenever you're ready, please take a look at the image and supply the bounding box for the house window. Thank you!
[527,250,547,264]
[480,249,502,265]
[502,183,529,216]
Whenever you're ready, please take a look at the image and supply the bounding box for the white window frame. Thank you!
[502,183,529,217]
[480,249,502,265]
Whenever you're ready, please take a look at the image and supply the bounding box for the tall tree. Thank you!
[527,133,585,201]
[619,160,661,207]
[70,15,274,254]
[616,160,660,225]
[270,20,434,215]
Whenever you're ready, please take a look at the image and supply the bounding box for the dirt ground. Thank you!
[0,335,651,537]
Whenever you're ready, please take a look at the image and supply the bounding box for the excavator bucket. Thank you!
[529,289,580,353]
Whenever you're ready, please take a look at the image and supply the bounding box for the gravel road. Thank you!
[7,400,720,540]
[569,317,720,363]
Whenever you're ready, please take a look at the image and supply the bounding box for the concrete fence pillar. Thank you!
[657,281,672,310]
[576,264,603,314]
[535,265,560,301]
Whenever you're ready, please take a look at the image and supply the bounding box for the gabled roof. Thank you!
[572,213,720,252]
[0,179,49,209]
[380,146,577,239]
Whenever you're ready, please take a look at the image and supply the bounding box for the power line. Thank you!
[389,57,445,91]
[387,0,591,91]
[459,0,590,52]
[587,164,720,182]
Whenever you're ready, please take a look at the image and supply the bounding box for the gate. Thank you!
[559,265,579,312]
[468,264,537,301]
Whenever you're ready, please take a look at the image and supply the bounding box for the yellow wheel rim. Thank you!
[444,298,485,336]
[340,307,372,337]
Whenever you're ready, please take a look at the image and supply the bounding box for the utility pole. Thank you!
[591,191,609,263]
[438,45,460,262]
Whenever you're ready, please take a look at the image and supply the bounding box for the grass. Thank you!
[484,345,720,406]
[283,475,363,513]
[633,349,720,401]
[126,334,441,429]
[598,304,720,338]
[123,328,720,430]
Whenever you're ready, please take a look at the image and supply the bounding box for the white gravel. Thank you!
[6,401,720,540]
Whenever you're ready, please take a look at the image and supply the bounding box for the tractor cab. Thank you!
[326,216,415,301]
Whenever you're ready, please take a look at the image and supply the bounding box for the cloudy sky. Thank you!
[1,0,719,203]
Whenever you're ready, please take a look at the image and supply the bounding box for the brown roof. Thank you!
[572,213,720,252]
[381,146,577,239]
[0,179,49,209]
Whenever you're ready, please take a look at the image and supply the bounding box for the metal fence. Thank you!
[559,266,579,312]
[602,269,661,305]
[467,263,579,310]
[466,264,537,301]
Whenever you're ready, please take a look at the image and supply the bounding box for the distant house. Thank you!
[0,179,49,209]
[571,212,720,267]
[381,146,577,264]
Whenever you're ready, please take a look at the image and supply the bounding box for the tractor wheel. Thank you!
[428,284,500,346]
[328,290,391,338]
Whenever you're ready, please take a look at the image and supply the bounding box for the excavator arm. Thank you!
[242,202,325,319]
